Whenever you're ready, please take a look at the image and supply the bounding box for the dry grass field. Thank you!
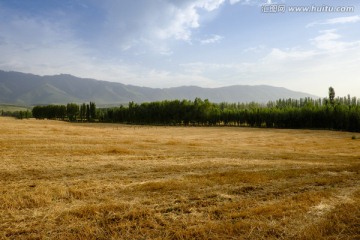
[0,117,359,239]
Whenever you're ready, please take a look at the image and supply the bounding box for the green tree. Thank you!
[329,87,335,106]
[89,102,96,121]
[67,103,79,121]
[80,103,86,121]
[86,104,90,121]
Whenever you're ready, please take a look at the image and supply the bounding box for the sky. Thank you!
[0,0,359,97]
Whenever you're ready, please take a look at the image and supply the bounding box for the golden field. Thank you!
[0,117,359,239]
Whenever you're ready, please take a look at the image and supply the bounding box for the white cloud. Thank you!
[229,0,273,5]
[311,29,341,51]
[159,0,226,41]
[311,29,360,52]
[195,0,226,11]
[243,44,266,53]
[200,35,224,44]
[154,5,200,41]
[105,0,226,42]
[307,15,360,28]
[265,48,316,61]
[326,15,360,24]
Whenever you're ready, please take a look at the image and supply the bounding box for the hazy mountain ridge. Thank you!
[0,70,317,106]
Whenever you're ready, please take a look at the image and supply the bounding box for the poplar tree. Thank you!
[67,103,79,121]
[86,104,90,121]
[80,103,86,121]
[329,87,335,106]
[90,102,96,121]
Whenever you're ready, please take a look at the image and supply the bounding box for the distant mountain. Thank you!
[0,70,317,106]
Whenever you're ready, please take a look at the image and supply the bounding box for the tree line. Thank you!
[32,102,96,122]
[1,109,32,119]
[31,88,360,132]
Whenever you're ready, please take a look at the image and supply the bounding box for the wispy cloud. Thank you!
[243,45,266,53]
[307,15,360,28]
[200,35,224,44]
[92,0,228,55]
[229,0,274,5]
[264,48,316,61]
[311,29,360,52]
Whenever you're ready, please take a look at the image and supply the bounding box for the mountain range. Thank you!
[0,70,317,106]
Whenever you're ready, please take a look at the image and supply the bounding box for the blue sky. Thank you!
[0,0,359,97]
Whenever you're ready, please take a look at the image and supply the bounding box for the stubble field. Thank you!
[0,117,359,239]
